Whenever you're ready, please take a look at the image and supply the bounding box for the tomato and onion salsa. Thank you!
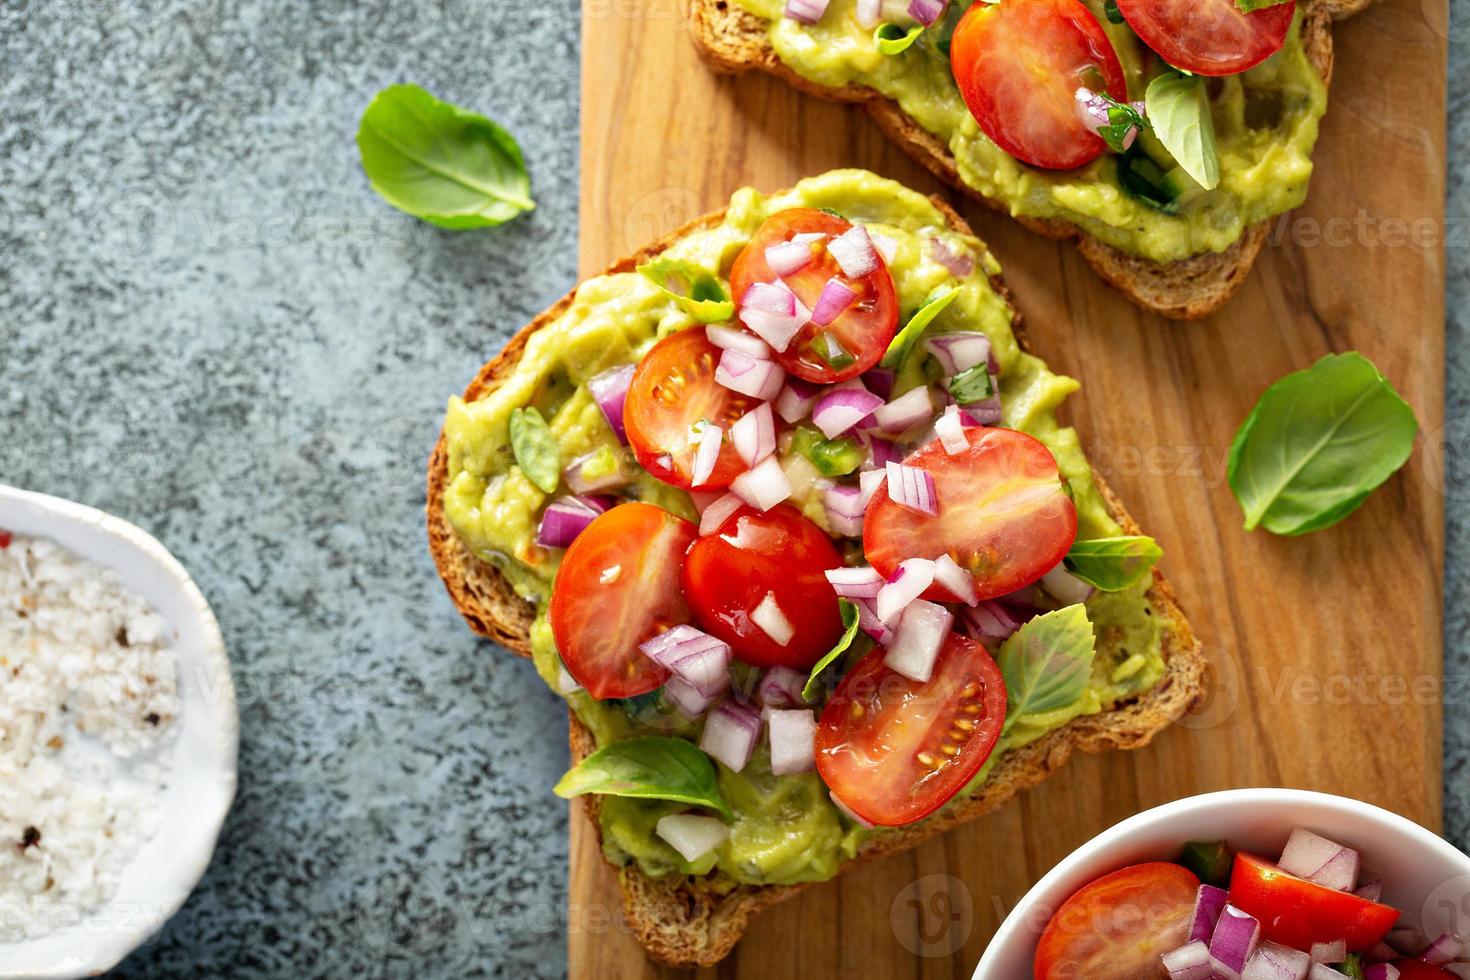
[438,173,1172,886]
[1033,830,1467,980]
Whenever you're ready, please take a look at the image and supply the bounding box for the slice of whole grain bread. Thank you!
[426,198,1208,968]
[689,0,1358,319]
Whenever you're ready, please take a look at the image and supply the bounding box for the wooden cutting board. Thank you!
[572,0,1447,973]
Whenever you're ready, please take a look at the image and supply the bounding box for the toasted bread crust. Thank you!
[426,199,1207,967]
[688,0,1346,319]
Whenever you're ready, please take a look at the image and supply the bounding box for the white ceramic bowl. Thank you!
[975,788,1470,978]
[0,485,239,979]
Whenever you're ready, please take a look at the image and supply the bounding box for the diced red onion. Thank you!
[925,332,992,375]
[564,450,626,493]
[876,558,934,622]
[929,237,974,279]
[825,565,885,600]
[932,553,978,606]
[690,424,724,488]
[1362,965,1400,980]
[1041,563,1095,605]
[869,386,934,435]
[1309,941,1347,964]
[884,599,953,683]
[813,387,885,439]
[757,666,809,708]
[935,405,968,455]
[858,468,886,508]
[731,402,776,467]
[853,597,894,644]
[885,460,938,515]
[823,484,866,538]
[716,347,785,401]
[1423,934,1467,965]
[699,701,761,772]
[731,455,792,511]
[767,708,817,775]
[1074,86,1139,150]
[783,0,830,22]
[1354,878,1384,903]
[907,0,945,26]
[707,324,773,359]
[751,592,795,646]
[1367,943,1398,964]
[1163,939,1215,980]
[1280,828,1360,892]
[862,367,896,400]
[828,226,879,279]
[967,600,1021,641]
[1189,884,1230,943]
[775,377,822,423]
[1212,905,1262,975]
[699,492,744,536]
[655,813,730,862]
[640,626,733,697]
[766,239,814,277]
[536,496,605,548]
[863,435,902,471]
[1242,941,1310,980]
[663,675,715,719]
[743,280,796,314]
[588,364,634,444]
[739,281,810,352]
[869,231,898,265]
[962,396,1003,427]
[811,277,857,326]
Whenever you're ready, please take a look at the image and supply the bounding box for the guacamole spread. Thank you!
[442,171,1171,885]
[730,0,1327,264]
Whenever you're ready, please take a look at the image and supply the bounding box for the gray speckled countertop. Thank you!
[0,1,1462,976]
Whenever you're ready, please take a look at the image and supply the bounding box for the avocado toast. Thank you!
[689,0,1365,319]
[426,171,1206,966]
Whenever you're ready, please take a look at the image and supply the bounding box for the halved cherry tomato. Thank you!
[1229,852,1401,953]
[682,503,845,669]
[815,633,1006,827]
[1034,863,1200,980]
[548,502,696,700]
[1115,0,1293,76]
[1394,961,1458,980]
[863,428,1077,602]
[728,209,899,384]
[950,0,1127,170]
[624,329,762,490]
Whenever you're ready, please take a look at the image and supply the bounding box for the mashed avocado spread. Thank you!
[731,0,1327,264]
[442,171,1171,885]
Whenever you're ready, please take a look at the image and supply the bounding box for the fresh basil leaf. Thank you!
[1064,536,1163,591]
[509,406,561,494]
[1235,0,1291,10]
[1088,91,1151,155]
[356,84,535,229]
[948,363,994,404]
[1103,0,1125,22]
[882,287,960,369]
[554,735,734,821]
[1116,147,1181,215]
[1338,954,1365,980]
[1227,352,1418,536]
[1144,72,1220,191]
[875,22,924,55]
[997,604,1096,732]
[803,599,862,702]
[637,258,734,324]
[791,426,864,477]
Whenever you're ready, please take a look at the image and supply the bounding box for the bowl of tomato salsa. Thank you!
[974,789,1470,979]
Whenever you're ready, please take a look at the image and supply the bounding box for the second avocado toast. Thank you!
[427,170,1205,967]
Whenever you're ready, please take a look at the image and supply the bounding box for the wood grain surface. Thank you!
[571,0,1448,973]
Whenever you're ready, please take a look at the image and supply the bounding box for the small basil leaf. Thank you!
[1227,352,1418,536]
[948,363,994,404]
[1235,0,1291,10]
[882,287,960,369]
[356,84,535,229]
[997,604,1096,732]
[509,406,562,494]
[875,23,924,55]
[1103,0,1125,22]
[637,258,735,324]
[1064,536,1163,591]
[791,427,864,477]
[1087,91,1151,155]
[553,735,734,821]
[803,599,862,702]
[1116,147,1181,215]
[1144,72,1220,191]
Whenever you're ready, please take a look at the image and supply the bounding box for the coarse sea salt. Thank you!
[0,533,180,941]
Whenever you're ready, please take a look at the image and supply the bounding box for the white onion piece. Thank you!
[811,277,857,326]
[854,597,894,644]
[731,402,776,467]
[932,553,978,606]
[935,405,968,455]
[732,456,793,511]
[655,813,730,862]
[1280,828,1360,891]
[775,378,821,423]
[1309,941,1346,964]
[715,347,785,401]
[1162,940,1215,980]
[825,565,885,599]
[757,666,809,708]
[828,226,879,279]
[885,460,938,516]
[556,664,583,695]
[859,468,886,508]
[925,332,992,375]
[876,558,935,622]
[1308,966,1344,980]
[1354,878,1384,902]
[784,0,831,23]
[870,386,934,434]
[699,702,761,772]
[1211,905,1262,975]
[751,592,795,646]
[564,448,627,493]
[823,485,865,538]
[707,324,773,359]
[690,424,723,488]
[812,387,885,439]
[1040,562,1095,605]
[767,708,817,775]
[765,239,814,277]
[967,600,1022,641]
[668,644,733,698]
[1242,942,1311,980]
[884,600,953,683]
[1423,934,1467,965]
[869,230,898,264]
[739,281,809,352]
[663,675,715,719]
[699,492,745,536]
